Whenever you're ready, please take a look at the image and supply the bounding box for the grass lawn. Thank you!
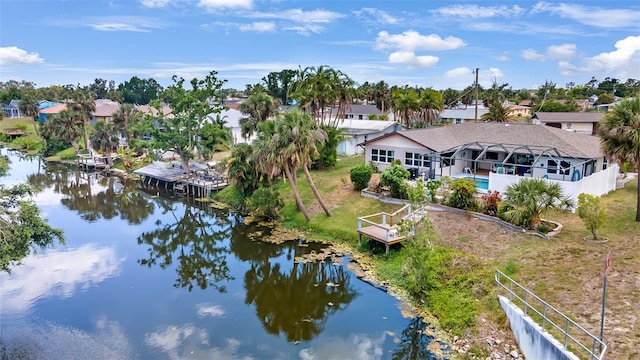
[274,155,639,359]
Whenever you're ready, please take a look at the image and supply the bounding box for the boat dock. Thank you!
[133,162,228,197]
[357,204,425,255]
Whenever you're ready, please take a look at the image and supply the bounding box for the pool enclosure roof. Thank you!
[360,122,604,160]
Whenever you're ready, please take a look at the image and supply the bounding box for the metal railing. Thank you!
[495,270,607,360]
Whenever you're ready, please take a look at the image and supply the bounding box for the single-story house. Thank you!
[334,104,395,121]
[358,122,618,203]
[38,103,67,122]
[335,119,403,155]
[507,104,531,118]
[439,108,489,124]
[531,112,606,135]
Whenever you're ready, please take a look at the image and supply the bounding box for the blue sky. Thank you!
[1,0,639,91]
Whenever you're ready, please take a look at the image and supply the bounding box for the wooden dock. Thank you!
[77,154,109,170]
[357,204,425,255]
[133,162,228,196]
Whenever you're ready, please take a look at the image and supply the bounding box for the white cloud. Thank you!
[547,44,576,59]
[0,244,122,315]
[431,4,525,18]
[239,21,276,32]
[388,51,438,68]
[532,2,640,29]
[521,49,546,61]
[198,0,253,10]
[86,16,162,32]
[299,333,385,360]
[140,0,169,8]
[375,31,466,52]
[442,67,504,89]
[0,46,44,65]
[248,9,344,24]
[496,54,510,62]
[196,303,225,318]
[353,8,398,25]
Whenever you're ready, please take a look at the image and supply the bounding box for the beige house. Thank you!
[531,112,606,135]
[358,122,618,204]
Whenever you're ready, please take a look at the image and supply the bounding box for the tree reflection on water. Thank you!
[136,203,234,292]
[245,254,358,343]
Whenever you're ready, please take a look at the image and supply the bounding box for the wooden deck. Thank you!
[357,204,425,255]
[133,162,228,196]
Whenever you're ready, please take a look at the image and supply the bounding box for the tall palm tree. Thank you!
[90,120,119,167]
[68,91,96,152]
[500,178,573,228]
[279,111,332,217]
[391,87,420,128]
[419,89,444,127]
[481,101,516,122]
[373,81,391,113]
[598,96,640,221]
[238,88,280,139]
[113,103,137,145]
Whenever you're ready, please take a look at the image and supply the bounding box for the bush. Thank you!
[380,163,410,199]
[14,122,28,131]
[480,190,501,216]
[425,179,441,203]
[11,136,43,151]
[577,193,606,240]
[350,164,375,191]
[446,178,479,211]
[248,187,284,220]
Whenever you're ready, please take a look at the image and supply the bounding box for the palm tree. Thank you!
[500,178,573,228]
[18,95,40,136]
[51,109,84,153]
[68,91,96,152]
[373,81,391,113]
[419,89,444,127]
[238,88,280,139]
[113,103,137,145]
[391,87,420,128]
[598,96,640,221]
[279,111,332,217]
[481,101,516,122]
[90,120,119,167]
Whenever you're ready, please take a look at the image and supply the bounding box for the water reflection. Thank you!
[27,164,155,225]
[245,258,358,343]
[0,244,122,316]
[137,204,234,292]
[392,318,442,360]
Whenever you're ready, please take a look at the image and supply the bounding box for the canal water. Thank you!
[0,148,445,359]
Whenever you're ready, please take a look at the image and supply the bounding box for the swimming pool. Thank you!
[452,174,489,191]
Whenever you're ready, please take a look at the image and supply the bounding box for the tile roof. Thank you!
[362,122,604,159]
[93,102,120,117]
[38,103,67,114]
[532,112,606,123]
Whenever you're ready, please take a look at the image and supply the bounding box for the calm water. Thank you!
[0,148,445,359]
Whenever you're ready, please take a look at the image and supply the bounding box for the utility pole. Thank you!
[474,68,479,122]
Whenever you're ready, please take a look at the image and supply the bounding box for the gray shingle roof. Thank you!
[365,122,604,159]
[532,112,606,123]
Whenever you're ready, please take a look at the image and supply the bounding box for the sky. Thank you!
[1,0,639,92]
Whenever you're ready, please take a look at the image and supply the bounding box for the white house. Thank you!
[206,108,253,145]
[335,119,403,155]
[358,122,618,204]
[531,112,606,135]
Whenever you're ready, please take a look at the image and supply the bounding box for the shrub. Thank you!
[480,190,501,216]
[350,164,375,191]
[446,178,479,211]
[380,163,410,199]
[248,187,284,220]
[425,179,441,203]
[14,122,28,131]
[577,193,606,240]
[11,136,43,151]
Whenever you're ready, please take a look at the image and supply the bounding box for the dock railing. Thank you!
[495,270,606,360]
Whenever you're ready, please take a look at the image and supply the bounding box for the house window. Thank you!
[485,152,499,160]
[371,149,395,163]
[405,152,431,167]
[547,159,557,174]
[358,115,363,120]
[560,160,571,175]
